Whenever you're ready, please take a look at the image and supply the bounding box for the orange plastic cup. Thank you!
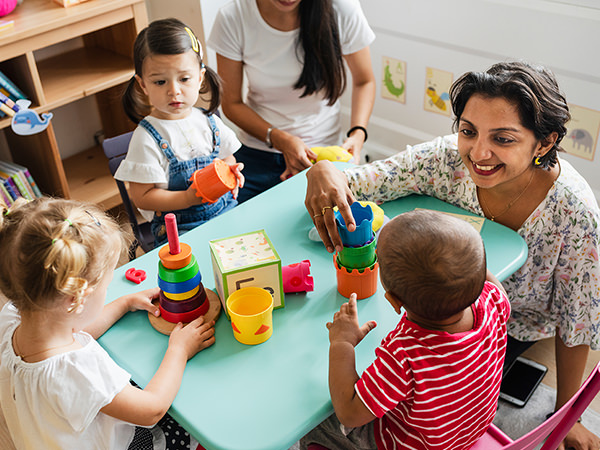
[189,159,237,203]
[334,254,379,300]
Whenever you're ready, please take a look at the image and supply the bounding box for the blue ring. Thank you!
[158,271,201,294]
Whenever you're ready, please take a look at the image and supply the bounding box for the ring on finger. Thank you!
[321,206,332,215]
[313,213,323,219]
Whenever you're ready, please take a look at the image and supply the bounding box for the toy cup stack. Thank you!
[149,213,220,335]
[189,159,237,203]
[333,202,379,299]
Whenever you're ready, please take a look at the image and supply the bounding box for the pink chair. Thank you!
[471,361,600,450]
[307,362,600,450]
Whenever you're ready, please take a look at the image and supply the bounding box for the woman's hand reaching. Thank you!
[304,160,356,253]
[272,129,317,180]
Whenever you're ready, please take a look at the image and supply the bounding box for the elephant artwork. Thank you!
[568,128,595,154]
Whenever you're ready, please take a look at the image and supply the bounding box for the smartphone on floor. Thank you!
[499,356,548,407]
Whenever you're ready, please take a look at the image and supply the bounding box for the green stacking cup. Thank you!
[338,235,377,269]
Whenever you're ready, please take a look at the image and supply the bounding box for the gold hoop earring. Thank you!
[534,155,542,166]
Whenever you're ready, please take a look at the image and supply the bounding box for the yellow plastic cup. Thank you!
[226,287,274,345]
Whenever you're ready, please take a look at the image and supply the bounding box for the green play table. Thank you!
[99,165,527,450]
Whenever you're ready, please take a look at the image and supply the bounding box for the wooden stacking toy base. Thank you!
[149,288,221,335]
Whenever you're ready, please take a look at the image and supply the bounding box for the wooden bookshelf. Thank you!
[0,0,147,204]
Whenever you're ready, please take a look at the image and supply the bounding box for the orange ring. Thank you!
[159,242,192,270]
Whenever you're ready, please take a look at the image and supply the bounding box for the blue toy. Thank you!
[11,100,53,135]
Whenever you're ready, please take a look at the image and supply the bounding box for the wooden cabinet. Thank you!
[0,0,148,209]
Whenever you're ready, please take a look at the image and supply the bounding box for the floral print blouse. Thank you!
[345,134,600,349]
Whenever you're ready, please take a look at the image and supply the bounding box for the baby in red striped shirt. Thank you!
[300,209,510,450]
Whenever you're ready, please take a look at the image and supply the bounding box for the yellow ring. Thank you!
[313,213,323,219]
[321,206,332,215]
[163,285,200,300]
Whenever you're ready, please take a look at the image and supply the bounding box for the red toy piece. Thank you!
[282,260,314,293]
[125,267,147,284]
[165,213,181,255]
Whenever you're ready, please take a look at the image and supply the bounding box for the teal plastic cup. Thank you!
[335,202,374,247]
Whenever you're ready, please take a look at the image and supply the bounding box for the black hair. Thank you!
[294,0,346,106]
[450,61,571,169]
[122,18,221,124]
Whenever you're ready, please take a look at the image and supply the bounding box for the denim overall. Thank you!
[140,114,237,246]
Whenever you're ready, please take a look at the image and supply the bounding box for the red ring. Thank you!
[159,299,210,323]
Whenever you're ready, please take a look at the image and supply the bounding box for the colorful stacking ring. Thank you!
[158,255,200,284]
[159,298,210,323]
[159,285,207,314]
[159,242,193,270]
[162,285,200,300]
[158,271,201,294]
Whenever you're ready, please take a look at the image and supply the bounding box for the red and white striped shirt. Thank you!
[355,281,510,450]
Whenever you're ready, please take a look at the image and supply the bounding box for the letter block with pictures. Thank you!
[209,230,283,317]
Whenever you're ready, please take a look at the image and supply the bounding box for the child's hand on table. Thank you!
[123,287,161,317]
[168,316,216,360]
[327,293,377,348]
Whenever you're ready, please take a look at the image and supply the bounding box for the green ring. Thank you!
[158,254,200,283]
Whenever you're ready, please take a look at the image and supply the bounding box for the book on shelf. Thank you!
[6,161,42,197]
[0,174,21,201]
[0,181,12,207]
[0,75,25,119]
[0,161,42,200]
[0,91,19,118]
[0,70,27,102]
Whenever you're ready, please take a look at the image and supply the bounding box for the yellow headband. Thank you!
[184,26,202,59]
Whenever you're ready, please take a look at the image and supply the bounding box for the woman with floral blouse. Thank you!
[305,61,600,450]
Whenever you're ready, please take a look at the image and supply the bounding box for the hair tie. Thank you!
[52,238,57,245]
[64,218,73,227]
[184,26,203,59]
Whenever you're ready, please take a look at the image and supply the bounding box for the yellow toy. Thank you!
[310,145,353,163]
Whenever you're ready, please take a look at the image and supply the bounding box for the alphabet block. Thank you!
[209,230,283,317]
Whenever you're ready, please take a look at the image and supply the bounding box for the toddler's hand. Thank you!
[326,293,376,347]
[169,316,216,360]
[186,183,205,206]
[230,162,245,200]
[125,287,160,317]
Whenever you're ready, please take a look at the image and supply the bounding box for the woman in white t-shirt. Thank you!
[208,0,375,203]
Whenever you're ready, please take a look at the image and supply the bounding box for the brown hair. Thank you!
[378,210,486,320]
[0,198,125,312]
[122,18,221,123]
[450,61,570,169]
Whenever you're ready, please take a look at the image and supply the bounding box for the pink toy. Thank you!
[282,260,314,293]
[164,213,181,255]
[125,267,147,284]
[0,0,17,18]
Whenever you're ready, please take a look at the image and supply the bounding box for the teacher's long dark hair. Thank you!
[295,0,346,106]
